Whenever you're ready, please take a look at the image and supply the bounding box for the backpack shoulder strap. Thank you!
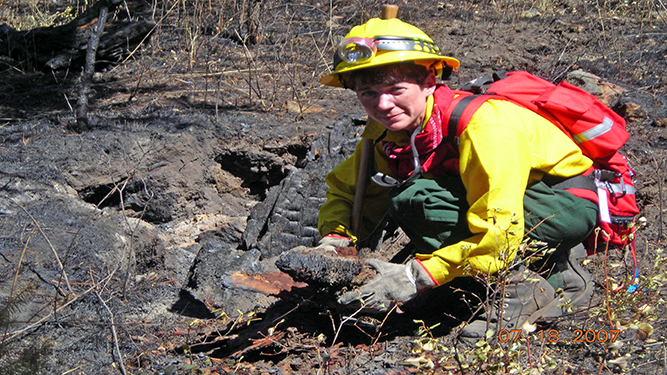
[444,71,511,145]
[445,92,495,145]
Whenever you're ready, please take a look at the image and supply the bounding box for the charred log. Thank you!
[275,246,364,287]
[0,0,154,72]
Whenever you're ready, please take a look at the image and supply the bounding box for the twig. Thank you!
[108,0,180,74]
[4,261,119,341]
[93,271,127,375]
[452,337,468,375]
[597,344,610,375]
[9,226,37,302]
[61,366,83,375]
[331,305,366,346]
[232,29,263,102]
[525,335,533,369]
[371,304,398,347]
[1,225,36,344]
[6,281,93,339]
[655,155,664,241]
[655,0,667,27]
[629,291,660,324]
[602,238,614,326]
[627,346,667,370]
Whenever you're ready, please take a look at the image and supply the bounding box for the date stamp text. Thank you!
[498,329,620,344]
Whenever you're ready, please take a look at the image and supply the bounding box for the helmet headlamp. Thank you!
[337,37,378,65]
[334,36,443,68]
[320,17,460,87]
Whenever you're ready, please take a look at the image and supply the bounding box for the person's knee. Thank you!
[570,201,599,242]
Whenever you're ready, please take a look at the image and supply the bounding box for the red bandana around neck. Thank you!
[382,85,461,179]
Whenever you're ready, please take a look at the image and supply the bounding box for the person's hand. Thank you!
[315,234,351,252]
[337,259,437,313]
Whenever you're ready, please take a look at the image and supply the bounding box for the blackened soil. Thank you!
[1,1,667,374]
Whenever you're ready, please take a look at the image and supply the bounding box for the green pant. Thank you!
[387,177,598,254]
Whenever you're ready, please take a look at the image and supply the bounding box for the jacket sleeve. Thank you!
[318,127,396,242]
[416,100,592,285]
[317,140,361,240]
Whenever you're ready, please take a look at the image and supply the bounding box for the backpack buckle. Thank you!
[606,178,627,199]
[592,169,627,198]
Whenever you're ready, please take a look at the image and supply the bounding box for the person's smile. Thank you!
[355,77,435,133]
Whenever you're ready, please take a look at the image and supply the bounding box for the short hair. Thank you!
[341,63,432,91]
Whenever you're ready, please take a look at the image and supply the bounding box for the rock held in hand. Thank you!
[275,246,364,287]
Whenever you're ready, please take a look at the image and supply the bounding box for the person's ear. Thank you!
[424,74,437,95]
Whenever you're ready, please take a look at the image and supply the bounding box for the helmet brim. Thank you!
[320,54,460,87]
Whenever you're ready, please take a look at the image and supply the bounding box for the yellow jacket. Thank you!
[318,94,593,285]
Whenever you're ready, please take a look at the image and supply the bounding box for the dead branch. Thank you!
[93,269,128,375]
[0,0,154,72]
[75,1,110,131]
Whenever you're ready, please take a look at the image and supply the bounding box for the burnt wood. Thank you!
[0,0,154,71]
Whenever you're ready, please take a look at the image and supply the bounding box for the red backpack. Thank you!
[444,71,640,256]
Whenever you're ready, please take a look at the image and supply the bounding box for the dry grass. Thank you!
[2,0,664,119]
[0,0,78,30]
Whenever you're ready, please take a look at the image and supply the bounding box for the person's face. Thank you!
[355,75,436,132]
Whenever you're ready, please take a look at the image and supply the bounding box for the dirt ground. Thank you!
[1,0,667,374]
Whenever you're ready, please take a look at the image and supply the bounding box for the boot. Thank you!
[459,266,560,342]
[544,244,594,310]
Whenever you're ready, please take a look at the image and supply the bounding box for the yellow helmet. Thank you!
[320,18,460,87]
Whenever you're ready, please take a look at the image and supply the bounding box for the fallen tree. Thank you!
[0,0,154,72]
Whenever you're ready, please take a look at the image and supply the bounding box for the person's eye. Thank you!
[390,86,406,94]
[359,90,376,98]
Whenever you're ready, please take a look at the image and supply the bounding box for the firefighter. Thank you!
[314,17,597,340]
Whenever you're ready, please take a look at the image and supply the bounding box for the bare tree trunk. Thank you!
[74,5,109,132]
